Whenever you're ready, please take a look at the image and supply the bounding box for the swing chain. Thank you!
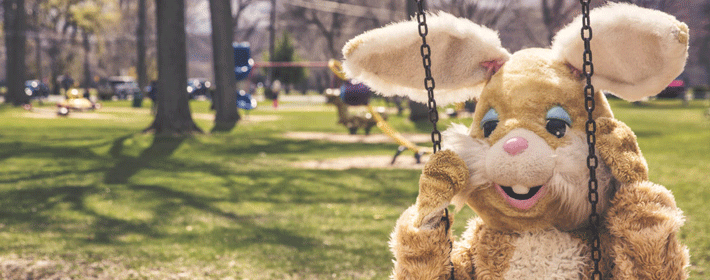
[414,0,442,153]
[414,2,453,279]
[580,0,602,279]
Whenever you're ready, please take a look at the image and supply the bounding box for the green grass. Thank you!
[0,98,708,278]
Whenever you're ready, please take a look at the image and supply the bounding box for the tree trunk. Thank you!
[3,0,28,106]
[32,1,41,83]
[145,0,202,135]
[701,3,710,94]
[209,0,239,132]
[34,36,41,82]
[137,0,148,94]
[83,32,92,94]
[267,0,276,87]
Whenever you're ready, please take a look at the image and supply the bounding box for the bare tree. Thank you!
[210,0,240,132]
[29,1,42,83]
[137,0,148,93]
[540,0,577,43]
[608,0,670,9]
[145,0,202,135]
[29,0,117,96]
[285,0,348,59]
[233,0,263,42]
[697,2,710,89]
[434,0,517,29]
[3,0,29,106]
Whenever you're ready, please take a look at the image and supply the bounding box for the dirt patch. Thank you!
[286,132,432,169]
[19,108,114,120]
[284,131,431,144]
[0,255,237,279]
[295,154,429,170]
[0,255,131,280]
[192,113,281,123]
[97,107,151,114]
[17,107,280,124]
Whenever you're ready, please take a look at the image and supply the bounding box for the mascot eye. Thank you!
[480,108,499,138]
[545,106,572,138]
[483,121,498,137]
[546,119,567,138]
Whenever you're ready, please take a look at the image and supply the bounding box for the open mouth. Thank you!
[501,185,542,200]
[494,184,546,210]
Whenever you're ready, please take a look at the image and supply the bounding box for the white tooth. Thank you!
[512,185,530,195]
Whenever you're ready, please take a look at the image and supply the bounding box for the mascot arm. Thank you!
[390,205,457,279]
[596,118,689,279]
[605,181,689,280]
[390,150,471,279]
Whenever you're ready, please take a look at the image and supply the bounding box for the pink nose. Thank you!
[503,137,528,156]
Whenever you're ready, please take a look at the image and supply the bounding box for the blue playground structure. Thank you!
[233,42,254,81]
[233,42,256,110]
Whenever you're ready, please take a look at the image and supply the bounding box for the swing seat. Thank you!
[340,81,371,106]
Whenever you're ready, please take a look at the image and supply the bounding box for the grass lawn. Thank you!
[0,97,708,279]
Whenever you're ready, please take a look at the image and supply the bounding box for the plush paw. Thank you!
[596,117,648,185]
[415,150,470,228]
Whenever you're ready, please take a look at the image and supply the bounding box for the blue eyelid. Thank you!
[480,109,499,128]
[546,106,572,125]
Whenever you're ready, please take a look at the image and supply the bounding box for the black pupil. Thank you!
[483,121,498,137]
[546,119,567,138]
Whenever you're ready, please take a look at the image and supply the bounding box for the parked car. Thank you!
[24,80,50,99]
[187,78,212,99]
[98,76,140,100]
[657,79,685,98]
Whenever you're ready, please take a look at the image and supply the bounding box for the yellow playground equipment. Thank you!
[328,59,432,164]
[56,88,101,116]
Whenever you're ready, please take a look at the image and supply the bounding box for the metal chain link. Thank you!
[580,1,602,279]
[414,1,452,279]
[414,0,442,153]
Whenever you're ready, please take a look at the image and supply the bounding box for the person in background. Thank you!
[271,80,281,108]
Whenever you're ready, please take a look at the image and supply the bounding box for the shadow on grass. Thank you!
[0,129,419,274]
[0,140,105,162]
[128,183,321,250]
[0,139,113,184]
[210,120,237,133]
[104,136,186,184]
[202,136,401,159]
[631,130,663,139]
[0,185,158,244]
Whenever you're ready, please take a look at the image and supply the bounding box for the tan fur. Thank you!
[605,181,689,279]
[470,49,614,146]
[504,229,589,279]
[596,118,649,184]
[347,3,690,279]
[390,205,455,279]
[552,3,689,101]
[343,12,510,104]
[415,150,471,228]
[452,218,518,280]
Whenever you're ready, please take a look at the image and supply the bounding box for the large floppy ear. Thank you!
[342,12,510,105]
[552,3,689,102]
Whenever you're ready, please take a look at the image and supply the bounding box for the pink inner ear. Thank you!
[481,60,505,74]
[566,63,584,79]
